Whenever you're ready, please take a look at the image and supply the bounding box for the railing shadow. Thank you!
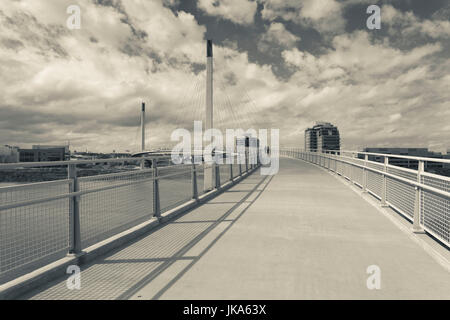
[22,174,273,300]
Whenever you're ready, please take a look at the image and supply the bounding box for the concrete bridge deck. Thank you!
[20,158,450,299]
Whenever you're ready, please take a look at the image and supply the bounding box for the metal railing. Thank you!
[281,148,450,248]
[0,154,258,284]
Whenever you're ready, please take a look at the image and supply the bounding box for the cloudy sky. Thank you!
[0,0,449,153]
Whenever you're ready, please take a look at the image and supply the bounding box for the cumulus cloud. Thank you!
[197,0,257,25]
[382,4,450,39]
[0,0,448,154]
[280,31,449,150]
[0,0,208,152]
[258,22,300,53]
[260,0,346,34]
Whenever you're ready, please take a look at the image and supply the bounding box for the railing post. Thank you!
[334,153,337,172]
[191,158,198,200]
[153,160,161,218]
[68,163,82,254]
[326,152,329,169]
[350,155,354,184]
[215,162,221,188]
[331,153,334,171]
[230,161,233,181]
[329,153,332,170]
[245,149,249,172]
[239,157,243,176]
[413,160,425,233]
[381,156,389,207]
[362,154,368,193]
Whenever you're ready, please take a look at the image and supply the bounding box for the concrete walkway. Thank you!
[21,158,450,299]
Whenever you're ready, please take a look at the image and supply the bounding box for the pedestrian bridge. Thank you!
[1,153,448,300]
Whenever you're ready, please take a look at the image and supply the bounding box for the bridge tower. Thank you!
[204,39,215,191]
[141,102,146,152]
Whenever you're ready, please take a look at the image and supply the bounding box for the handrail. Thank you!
[0,155,170,169]
[281,148,450,164]
[328,153,450,199]
[0,178,72,191]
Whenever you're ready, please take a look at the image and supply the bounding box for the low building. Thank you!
[19,147,67,162]
[33,145,70,159]
[0,145,20,163]
[443,149,450,170]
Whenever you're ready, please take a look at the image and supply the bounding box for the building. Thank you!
[361,148,443,172]
[19,147,67,162]
[305,122,340,153]
[444,149,450,170]
[33,145,70,159]
[0,145,20,163]
[304,128,317,152]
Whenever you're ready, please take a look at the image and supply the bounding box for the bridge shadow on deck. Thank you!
[20,173,272,300]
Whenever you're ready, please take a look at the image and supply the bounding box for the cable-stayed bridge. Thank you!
[0,40,449,300]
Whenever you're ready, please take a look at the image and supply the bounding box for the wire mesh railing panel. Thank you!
[219,164,231,185]
[0,180,70,205]
[421,175,449,244]
[232,163,240,178]
[331,159,337,171]
[367,170,383,198]
[158,164,191,177]
[349,158,365,173]
[343,162,351,179]
[78,168,153,191]
[78,170,154,249]
[353,166,364,186]
[387,166,417,182]
[386,177,415,219]
[159,170,192,213]
[366,161,384,171]
[0,181,71,284]
[196,168,205,197]
[333,160,339,175]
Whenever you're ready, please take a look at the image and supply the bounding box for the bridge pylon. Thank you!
[204,39,215,192]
